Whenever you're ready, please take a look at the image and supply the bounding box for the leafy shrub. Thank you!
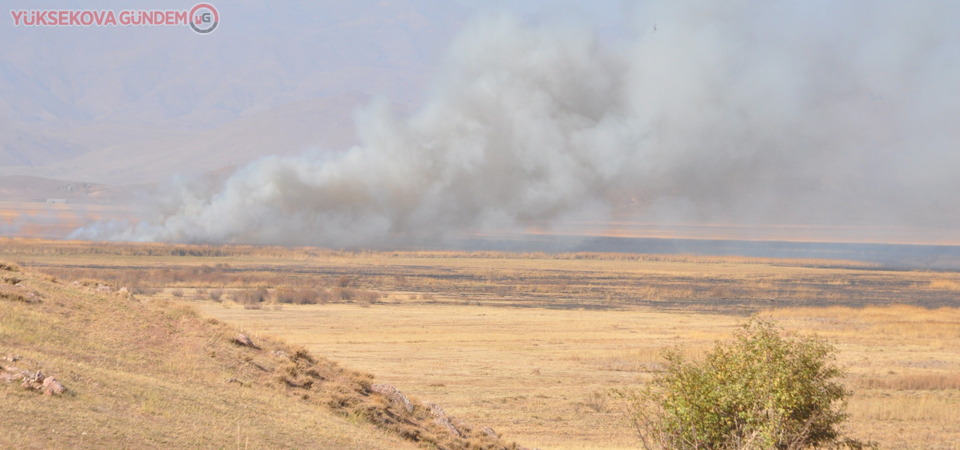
[619,319,873,450]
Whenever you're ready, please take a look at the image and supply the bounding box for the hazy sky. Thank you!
[4,1,960,246]
[0,1,634,181]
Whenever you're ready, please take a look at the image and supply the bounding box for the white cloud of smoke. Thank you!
[73,1,960,246]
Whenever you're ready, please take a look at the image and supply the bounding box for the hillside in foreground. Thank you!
[0,262,514,449]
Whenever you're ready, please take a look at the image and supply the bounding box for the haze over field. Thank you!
[3,1,959,247]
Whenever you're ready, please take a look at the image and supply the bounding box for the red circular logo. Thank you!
[189,3,218,34]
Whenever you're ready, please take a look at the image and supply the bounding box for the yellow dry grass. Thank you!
[5,237,960,313]
[193,302,735,449]
[762,306,960,450]
[929,279,960,291]
[0,267,423,450]
[4,239,960,449]
[195,302,960,450]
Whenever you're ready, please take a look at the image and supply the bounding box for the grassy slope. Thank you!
[0,265,508,449]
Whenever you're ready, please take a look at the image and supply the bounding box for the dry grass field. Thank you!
[191,302,960,450]
[766,306,960,449]
[192,302,736,449]
[2,238,959,449]
[4,238,959,312]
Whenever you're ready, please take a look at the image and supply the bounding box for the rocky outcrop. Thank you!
[42,376,66,395]
[233,333,255,347]
[424,402,462,438]
[4,367,67,396]
[370,383,414,413]
[0,280,41,303]
[0,365,31,382]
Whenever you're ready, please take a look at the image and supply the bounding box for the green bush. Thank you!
[619,320,873,450]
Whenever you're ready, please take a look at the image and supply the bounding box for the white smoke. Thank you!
[73,2,960,246]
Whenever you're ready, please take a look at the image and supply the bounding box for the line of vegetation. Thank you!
[0,237,877,268]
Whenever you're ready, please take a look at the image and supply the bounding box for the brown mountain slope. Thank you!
[0,263,514,449]
[0,92,371,186]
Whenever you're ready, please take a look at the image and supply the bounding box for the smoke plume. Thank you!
[73,2,960,246]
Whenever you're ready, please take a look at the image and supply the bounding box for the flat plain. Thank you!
[2,238,959,449]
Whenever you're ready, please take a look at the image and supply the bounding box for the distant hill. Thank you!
[0,124,92,167]
[1,92,375,185]
[0,0,468,184]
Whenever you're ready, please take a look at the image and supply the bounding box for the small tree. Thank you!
[619,320,872,450]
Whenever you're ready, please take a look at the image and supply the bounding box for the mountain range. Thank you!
[0,0,470,185]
